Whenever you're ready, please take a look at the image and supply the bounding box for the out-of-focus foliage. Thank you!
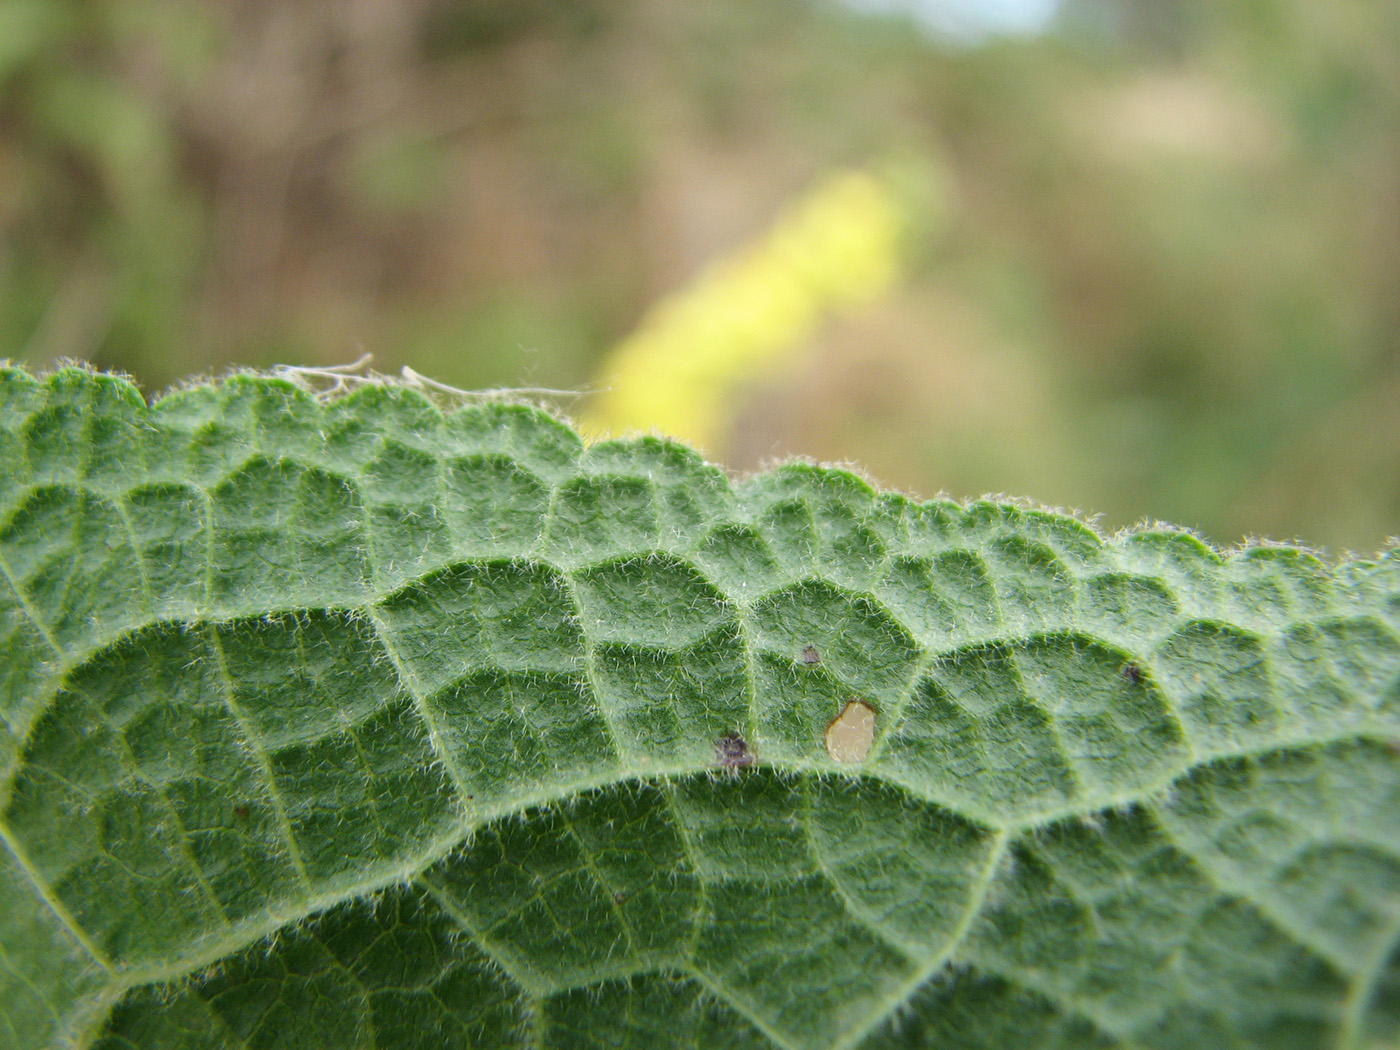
[1,0,1397,551]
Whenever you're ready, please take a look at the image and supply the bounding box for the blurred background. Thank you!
[2,0,1397,552]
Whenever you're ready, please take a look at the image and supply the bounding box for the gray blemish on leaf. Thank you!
[825,700,877,765]
[714,732,756,770]
[801,645,822,665]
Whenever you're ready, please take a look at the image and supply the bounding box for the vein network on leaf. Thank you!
[0,365,1397,1050]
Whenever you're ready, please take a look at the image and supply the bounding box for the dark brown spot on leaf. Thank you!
[715,732,755,770]
[233,804,250,820]
[801,645,822,666]
[1121,661,1143,685]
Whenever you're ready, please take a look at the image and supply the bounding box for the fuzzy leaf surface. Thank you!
[2,368,1400,1050]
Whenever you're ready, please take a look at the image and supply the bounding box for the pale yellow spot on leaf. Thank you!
[825,700,877,765]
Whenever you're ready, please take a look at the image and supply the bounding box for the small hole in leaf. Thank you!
[714,732,756,770]
[801,645,822,666]
[825,700,877,765]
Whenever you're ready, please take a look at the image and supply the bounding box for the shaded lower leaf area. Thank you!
[78,756,1399,1050]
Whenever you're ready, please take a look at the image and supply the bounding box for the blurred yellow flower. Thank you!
[582,165,918,451]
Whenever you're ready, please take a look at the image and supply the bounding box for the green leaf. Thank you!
[2,365,1399,1050]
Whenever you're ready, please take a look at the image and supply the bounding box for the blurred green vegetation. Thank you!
[1,0,1397,552]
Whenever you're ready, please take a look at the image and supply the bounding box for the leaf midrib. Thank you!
[10,706,1394,1037]
[6,531,1338,811]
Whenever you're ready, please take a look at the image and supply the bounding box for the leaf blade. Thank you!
[1,367,1398,1049]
